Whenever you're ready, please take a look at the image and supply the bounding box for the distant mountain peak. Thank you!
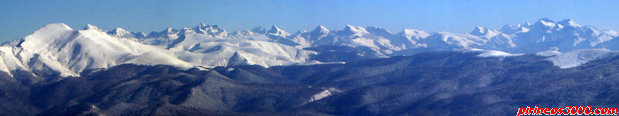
[112,27,127,31]
[557,19,581,27]
[500,24,529,34]
[164,28,176,33]
[83,24,103,31]
[534,18,557,28]
[469,26,501,38]
[267,25,290,37]
[312,25,329,33]
[340,24,368,36]
[110,27,129,34]
[343,24,356,30]
[268,25,285,33]
[194,23,227,37]
[108,27,146,38]
[366,26,391,33]
[400,29,430,39]
[195,23,221,29]
[470,26,487,35]
[42,23,73,31]
[537,17,554,23]
[197,23,207,28]
[108,27,131,36]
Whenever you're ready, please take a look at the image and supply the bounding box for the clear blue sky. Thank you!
[1,0,619,42]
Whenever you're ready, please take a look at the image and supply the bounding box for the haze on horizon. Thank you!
[1,0,619,42]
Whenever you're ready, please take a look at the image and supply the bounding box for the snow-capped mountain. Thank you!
[1,18,618,78]
[0,23,315,78]
[266,25,291,38]
[494,18,618,52]
[107,27,146,39]
[398,28,430,48]
[202,18,616,58]
[0,23,194,77]
[158,31,315,67]
[109,18,618,58]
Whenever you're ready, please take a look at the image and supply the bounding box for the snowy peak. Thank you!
[339,24,368,36]
[110,27,130,35]
[470,26,488,36]
[194,23,228,38]
[399,29,430,39]
[269,25,283,33]
[108,27,131,37]
[83,24,103,31]
[108,27,146,38]
[307,25,330,41]
[39,23,74,32]
[267,25,290,37]
[533,18,558,29]
[470,26,501,38]
[23,23,74,44]
[8,23,199,77]
[500,24,529,34]
[310,25,330,35]
[145,27,179,39]
[164,27,177,33]
[536,18,555,24]
[365,26,392,36]
[558,19,581,27]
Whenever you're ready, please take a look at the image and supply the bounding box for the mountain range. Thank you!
[2,51,618,115]
[0,18,618,115]
[0,18,616,80]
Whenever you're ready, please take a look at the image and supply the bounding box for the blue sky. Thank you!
[1,0,619,42]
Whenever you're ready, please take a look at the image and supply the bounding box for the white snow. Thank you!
[434,32,485,48]
[401,29,430,39]
[2,23,197,77]
[267,25,290,38]
[558,19,581,27]
[163,33,316,68]
[83,24,103,31]
[469,49,523,57]
[538,19,556,28]
[546,49,612,68]
[4,19,619,78]
[0,23,319,78]
[342,25,369,36]
[309,90,332,102]
[294,60,346,66]
[308,88,341,103]
[314,25,329,34]
[536,50,562,57]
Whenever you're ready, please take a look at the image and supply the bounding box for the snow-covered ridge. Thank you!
[88,18,619,57]
[3,23,196,77]
[544,49,613,68]
[0,23,316,78]
[3,18,619,78]
[467,48,523,57]
[535,50,562,57]
[308,88,342,103]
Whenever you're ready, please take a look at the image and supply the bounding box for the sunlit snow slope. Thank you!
[0,23,314,77]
